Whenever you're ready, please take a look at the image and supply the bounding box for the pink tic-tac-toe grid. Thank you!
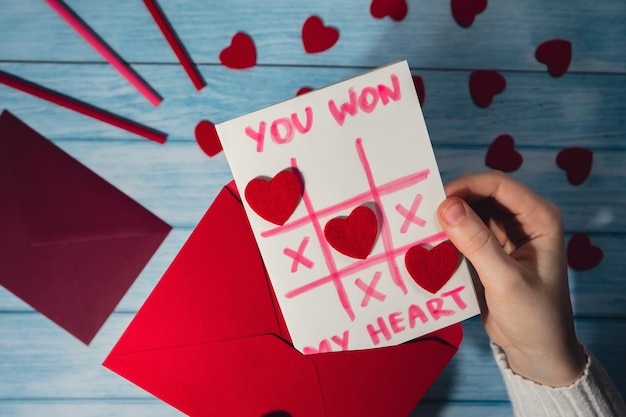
[259,137,447,322]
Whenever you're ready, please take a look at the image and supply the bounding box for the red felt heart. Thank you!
[485,134,523,172]
[194,120,222,157]
[324,206,378,259]
[370,0,408,21]
[567,233,603,271]
[219,32,256,69]
[536,39,572,77]
[405,241,459,294]
[451,0,487,28]
[412,75,425,108]
[302,16,339,54]
[556,147,592,185]
[469,70,506,108]
[244,171,302,226]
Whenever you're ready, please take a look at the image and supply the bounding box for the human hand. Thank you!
[437,171,586,387]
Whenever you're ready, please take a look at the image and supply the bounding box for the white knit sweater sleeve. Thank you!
[492,343,626,417]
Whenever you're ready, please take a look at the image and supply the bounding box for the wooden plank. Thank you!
[0,230,623,318]
[437,149,626,234]
[1,63,625,150]
[1,1,622,416]
[0,229,187,314]
[568,233,626,318]
[0,314,623,403]
[0,400,184,417]
[42,141,232,229]
[2,137,620,232]
[411,402,513,417]
[0,0,625,73]
[0,399,513,417]
[426,318,626,402]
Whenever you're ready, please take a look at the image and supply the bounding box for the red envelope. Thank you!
[0,110,171,344]
[103,182,462,417]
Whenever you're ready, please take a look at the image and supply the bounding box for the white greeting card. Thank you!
[217,61,479,353]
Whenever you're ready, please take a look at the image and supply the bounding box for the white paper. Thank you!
[218,61,480,353]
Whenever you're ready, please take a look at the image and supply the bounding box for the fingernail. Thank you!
[442,200,466,225]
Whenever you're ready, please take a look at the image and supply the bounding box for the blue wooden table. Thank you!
[1,1,625,416]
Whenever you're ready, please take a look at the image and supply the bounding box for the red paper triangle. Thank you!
[103,182,463,417]
[0,110,171,344]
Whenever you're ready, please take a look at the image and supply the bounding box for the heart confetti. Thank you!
[219,32,257,69]
[296,86,313,96]
[370,0,408,21]
[469,70,506,108]
[405,241,459,294]
[536,39,572,77]
[245,170,303,225]
[412,75,425,108]
[451,0,488,28]
[302,16,339,54]
[567,233,603,271]
[556,147,593,185]
[485,134,523,172]
[325,206,378,259]
[194,120,222,157]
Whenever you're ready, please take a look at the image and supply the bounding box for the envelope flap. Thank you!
[104,334,327,417]
[421,321,463,348]
[311,323,462,417]
[0,110,170,244]
[226,180,293,341]
[107,185,284,354]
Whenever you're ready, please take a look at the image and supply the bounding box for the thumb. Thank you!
[437,197,514,284]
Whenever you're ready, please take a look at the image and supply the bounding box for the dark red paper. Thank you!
[0,110,171,344]
[103,181,463,417]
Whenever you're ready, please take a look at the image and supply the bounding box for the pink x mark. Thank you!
[283,236,315,273]
[355,271,386,307]
[396,194,425,233]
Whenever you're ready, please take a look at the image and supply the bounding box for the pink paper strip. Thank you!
[0,70,167,143]
[143,0,206,90]
[45,0,163,106]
